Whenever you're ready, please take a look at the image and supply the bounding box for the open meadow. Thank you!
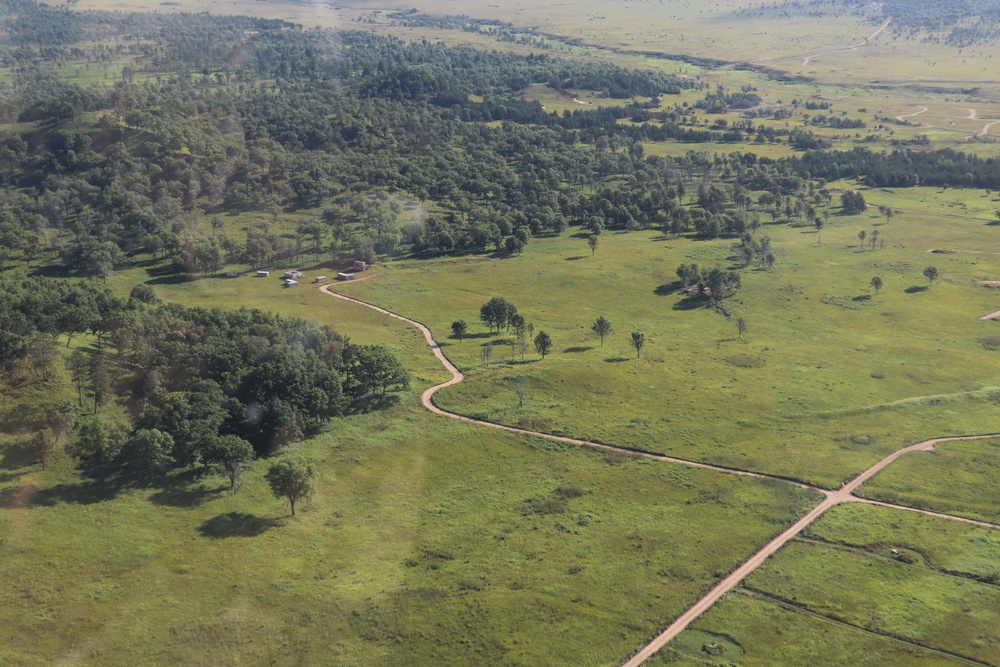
[337,194,1000,486]
[656,502,1000,665]
[4,0,1000,663]
[0,262,825,666]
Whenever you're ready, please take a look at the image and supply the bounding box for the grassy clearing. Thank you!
[743,539,1000,663]
[655,593,964,666]
[0,392,820,665]
[858,437,1000,524]
[805,503,1000,583]
[0,263,824,665]
[338,195,1000,486]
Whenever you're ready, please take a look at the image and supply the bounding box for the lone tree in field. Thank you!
[858,230,867,247]
[870,275,883,295]
[736,317,748,339]
[923,266,939,285]
[630,332,645,358]
[451,320,468,341]
[265,456,315,517]
[814,215,824,245]
[879,205,894,224]
[205,434,255,493]
[592,316,612,346]
[587,234,599,256]
[534,331,552,359]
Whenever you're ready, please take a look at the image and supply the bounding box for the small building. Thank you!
[256,271,269,278]
[337,272,356,281]
[353,260,367,272]
[283,270,303,280]
[314,276,328,283]
[284,279,299,288]
[225,271,239,278]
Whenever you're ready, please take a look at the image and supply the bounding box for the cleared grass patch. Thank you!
[858,437,1000,524]
[655,593,964,666]
[805,503,1000,584]
[340,197,1000,486]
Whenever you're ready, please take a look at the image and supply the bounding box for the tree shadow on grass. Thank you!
[672,296,708,311]
[605,357,631,363]
[654,281,684,296]
[149,481,226,508]
[564,256,588,261]
[853,294,872,302]
[29,477,127,506]
[198,512,273,538]
[0,442,34,471]
[905,285,928,294]
[563,346,593,353]
[346,392,403,415]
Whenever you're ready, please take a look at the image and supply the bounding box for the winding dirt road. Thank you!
[319,283,1000,666]
[319,284,816,488]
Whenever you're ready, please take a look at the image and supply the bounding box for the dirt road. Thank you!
[319,284,820,489]
[800,18,892,66]
[318,284,1000,666]
[621,434,1000,666]
[896,105,928,122]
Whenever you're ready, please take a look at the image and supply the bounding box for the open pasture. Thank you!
[658,503,1000,665]
[338,194,1000,486]
[658,592,966,666]
[859,436,1000,524]
[0,258,824,666]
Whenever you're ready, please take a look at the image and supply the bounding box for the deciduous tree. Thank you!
[870,275,883,294]
[534,331,552,359]
[265,456,315,516]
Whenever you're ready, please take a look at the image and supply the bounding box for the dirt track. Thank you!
[722,18,891,70]
[319,284,817,488]
[318,284,1000,666]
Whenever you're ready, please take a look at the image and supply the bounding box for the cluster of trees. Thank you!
[0,277,408,478]
[676,264,743,304]
[840,191,868,214]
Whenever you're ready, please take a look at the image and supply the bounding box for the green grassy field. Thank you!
[805,503,1000,583]
[656,503,1000,665]
[0,263,827,666]
[10,1,1000,663]
[656,593,966,666]
[744,539,1000,663]
[335,192,1000,486]
[858,437,1000,524]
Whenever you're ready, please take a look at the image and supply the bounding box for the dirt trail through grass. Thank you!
[319,284,815,487]
[896,105,929,121]
[621,434,1000,667]
[318,284,1000,666]
[800,17,893,66]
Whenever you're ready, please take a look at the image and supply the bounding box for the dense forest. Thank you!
[2,0,995,283]
[0,276,409,479]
